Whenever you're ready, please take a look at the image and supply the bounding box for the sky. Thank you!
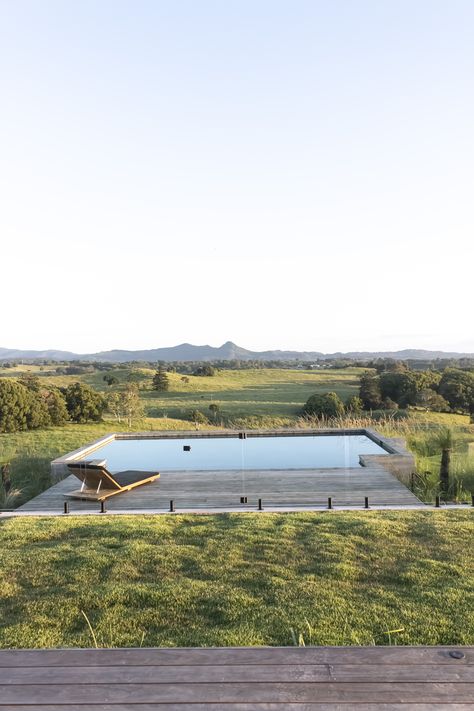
[0,0,473,354]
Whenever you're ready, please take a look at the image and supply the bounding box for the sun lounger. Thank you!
[66,459,160,501]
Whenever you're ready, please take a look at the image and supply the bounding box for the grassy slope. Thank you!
[0,511,472,649]
[1,365,363,419]
[140,368,362,421]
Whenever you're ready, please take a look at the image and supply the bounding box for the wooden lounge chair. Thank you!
[66,459,160,501]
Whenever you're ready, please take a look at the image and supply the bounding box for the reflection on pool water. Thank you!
[80,434,388,473]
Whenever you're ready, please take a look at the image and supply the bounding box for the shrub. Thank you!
[303,392,345,418]
[209,403,221,420]
[346,396,363,415]
[187,409,209,424]
[193,365,216,377]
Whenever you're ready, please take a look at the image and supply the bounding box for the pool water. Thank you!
[81,434,387,473]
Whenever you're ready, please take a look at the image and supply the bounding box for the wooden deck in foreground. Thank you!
[19,465,420,512]
[0,646,472,708]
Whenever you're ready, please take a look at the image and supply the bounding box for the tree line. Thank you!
[0,375,106,433]
[303,366,474,419]
[0,373,149,434]
[359,366,474,414]
[3,356,474,372]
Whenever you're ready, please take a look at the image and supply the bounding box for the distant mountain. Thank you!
[1,342,473,364]
[86,341,326,363]
[87,341,258,363]
[0,347,78,361]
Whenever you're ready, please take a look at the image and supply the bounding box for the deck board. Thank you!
[18,465,420,512]
[0,647,472,708]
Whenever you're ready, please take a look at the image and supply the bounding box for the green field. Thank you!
[0,364,364,421]
[140,367,362,422]
[0,511,472,648]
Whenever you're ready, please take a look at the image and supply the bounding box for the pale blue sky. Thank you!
[1,1,473,353]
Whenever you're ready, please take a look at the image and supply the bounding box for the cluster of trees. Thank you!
[359,366,474,414]
[302,366,474,419]
[153,357,474,373]
[106,385,143,428]
[151,359,350,372]
[150,359,294,372]
[366,357,474,372]
[0,376,106,433]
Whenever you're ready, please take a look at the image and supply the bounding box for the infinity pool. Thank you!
[79,434,388,472]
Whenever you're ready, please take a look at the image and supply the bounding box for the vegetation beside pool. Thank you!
[0,511,473,649]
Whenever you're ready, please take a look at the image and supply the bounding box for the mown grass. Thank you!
[0,511,472,648]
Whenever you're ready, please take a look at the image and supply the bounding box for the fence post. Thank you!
[100,500,106,514]
[258,498,263,511]
[63,501,69,515]
[169,499,175,513]
[435,495,440,508]
[364,496,369,509]
[327,497,332,510]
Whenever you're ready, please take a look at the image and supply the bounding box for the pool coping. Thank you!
[51,428,416,485]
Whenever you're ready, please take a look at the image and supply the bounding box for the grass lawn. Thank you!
[0,511,473,649]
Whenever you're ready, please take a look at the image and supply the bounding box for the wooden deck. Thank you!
[18,465,421,512]
[0,646,472,708]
